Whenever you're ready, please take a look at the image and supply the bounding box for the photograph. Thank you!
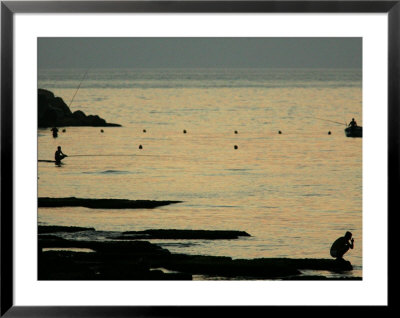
[37,37,363,281]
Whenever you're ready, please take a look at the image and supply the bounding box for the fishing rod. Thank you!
[68,69,90,108]
[67,154,179,158]
[63,154,193,160]
[38,153,189,162]
[312,117,347,126]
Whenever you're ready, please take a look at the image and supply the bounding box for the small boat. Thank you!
[344,126,362,138]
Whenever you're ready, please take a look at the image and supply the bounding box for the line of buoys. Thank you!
[49,127,342,138]
[47,126,339,163]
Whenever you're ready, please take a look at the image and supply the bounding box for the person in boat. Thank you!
[330,231,354,260]
[349,118,357,128]
[51,127,59,138]
[55,146,67,165]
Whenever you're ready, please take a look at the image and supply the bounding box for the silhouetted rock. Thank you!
[38,250,192,280]
[38,237,186,280]
[38,89,121,127]
[282,275,361,280]
[38,197,182,209]
[153,256,355,279]
[118,229,251,240]
[72,110,86,120]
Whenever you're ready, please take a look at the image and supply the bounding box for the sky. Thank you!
[38,37,362,69]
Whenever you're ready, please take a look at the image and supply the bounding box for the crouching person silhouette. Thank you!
[330,231,354,260]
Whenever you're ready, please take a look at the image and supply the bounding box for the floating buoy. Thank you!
[139,145,143,149]
[234,145,238,149]
[183,130,187,134]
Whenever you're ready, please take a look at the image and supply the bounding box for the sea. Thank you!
[38,68,362,279]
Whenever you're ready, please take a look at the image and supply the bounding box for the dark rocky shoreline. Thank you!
[38,89,121,127]
[38,226,358,281]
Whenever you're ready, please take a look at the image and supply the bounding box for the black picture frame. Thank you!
[1,1,395,316]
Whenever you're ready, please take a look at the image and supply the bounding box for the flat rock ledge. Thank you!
[38,226,250,240]
[38,235,356,280]
[39,225,95,234]
[115,229,251,240]
[38,88,121,127]
[38,197,182,209]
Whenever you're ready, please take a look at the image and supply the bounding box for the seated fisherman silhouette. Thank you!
[330,231,354,260]
[55,146,67,165]
[349,118,357,128]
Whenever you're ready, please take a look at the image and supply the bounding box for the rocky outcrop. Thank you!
[38,89,121,127]
[38,234,357,280]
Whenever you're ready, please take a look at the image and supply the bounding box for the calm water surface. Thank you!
[38,68,362,278]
